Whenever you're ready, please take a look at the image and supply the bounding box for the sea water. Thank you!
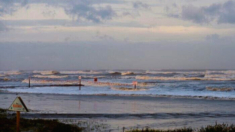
[1,70,235,100]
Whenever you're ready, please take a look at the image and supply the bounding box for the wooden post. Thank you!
[133,81,137,89]
[79,76,81,85]
[28,77,30,88]
[79,76,81,90]
[16,111,20,132]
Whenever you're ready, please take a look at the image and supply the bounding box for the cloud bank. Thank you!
[169,0,235,24]
[65,2,116,23]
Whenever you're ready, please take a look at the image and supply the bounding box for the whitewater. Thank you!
[1,70,235,100]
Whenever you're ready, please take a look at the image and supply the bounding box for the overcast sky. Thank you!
[0,0,235,70]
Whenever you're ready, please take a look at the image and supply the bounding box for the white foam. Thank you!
[111,86,148,91]
[3,71,22,75]
[136,76,232,81]
[60,70,102,74]
[146,71,176,74]
[206,87,235,92]
[136,76,202,81]
[204,73,235,80]
[33,70,60,75]
[206,70,235,75]
[146,70,205,74]
[121,71,134,75]
[108,71,121,75]
[33,75,68,79]
[21,79,156,88]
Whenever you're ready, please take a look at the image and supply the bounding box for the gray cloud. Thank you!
[181,5,209,24]
[169,0,235,24]
[0,0,28,16]
[0,0,15,16]
[0,0,117,23]
[65,2,116,23]
[132,1,149,9]
[165,3,180,19]
[218,0,235,24]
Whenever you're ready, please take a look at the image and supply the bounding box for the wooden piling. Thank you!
[16,111,20,132]
[28,77,30,88]
[79,76,81,85]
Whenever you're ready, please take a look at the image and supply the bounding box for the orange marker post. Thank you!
[133,81,138,89]
[94,77,98,82]
[79,76,81,85]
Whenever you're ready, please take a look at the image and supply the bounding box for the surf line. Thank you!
[22,79,133,87]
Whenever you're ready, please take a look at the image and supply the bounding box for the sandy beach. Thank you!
[1,91,235,131]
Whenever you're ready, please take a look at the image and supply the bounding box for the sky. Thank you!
[0,0,235,70]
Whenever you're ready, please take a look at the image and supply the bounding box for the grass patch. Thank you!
[199,123,235,132]
[0,108,83,132]
[128,124,235,132]
[129,128,193,132]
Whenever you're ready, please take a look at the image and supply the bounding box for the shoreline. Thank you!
[1,90,235,101]
[1,92,235,131]
[2,108,235,132]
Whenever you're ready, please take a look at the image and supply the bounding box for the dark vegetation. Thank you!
[0,108,83,132]
[129,128,193,132]
[129,124,235,132]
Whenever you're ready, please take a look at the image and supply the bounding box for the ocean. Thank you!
[1,70,235,99]
[1,70,235,131]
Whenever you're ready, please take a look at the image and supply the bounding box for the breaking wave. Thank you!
[136,76,234,81]
[206,70,235,75]
[33,75,68,79]
[146,71,205,75]
[121,71,135,76]
[60,70,102,74]
[206,87,235,92]
[21,79,156,87]
[3,71,22,75]
[4,87,235,100]
[33,71,60,75]
[0,78,10,81]
[110,86,148,91]
[108,71,121,75]
[146,71,176,74]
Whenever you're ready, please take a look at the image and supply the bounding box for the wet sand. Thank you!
[1,92,235,131]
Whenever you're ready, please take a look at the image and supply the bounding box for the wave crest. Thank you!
[33,71,60,75]
[121,72,135,76]
[108,71,121,75]
[33,75,68,79]
[3,71,22,75]
[206,87,235,92]
[111,86,148,91]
